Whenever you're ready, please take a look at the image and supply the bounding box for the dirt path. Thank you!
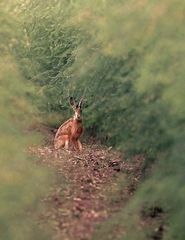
[30,142,144,240]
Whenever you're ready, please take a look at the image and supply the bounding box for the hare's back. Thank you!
[55,119,73,138]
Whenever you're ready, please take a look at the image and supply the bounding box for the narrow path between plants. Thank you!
[30,135,144,240]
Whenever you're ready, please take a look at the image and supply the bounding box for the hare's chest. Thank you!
[71,122,83,139]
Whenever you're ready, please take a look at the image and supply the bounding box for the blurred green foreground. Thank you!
[0,2,51,239]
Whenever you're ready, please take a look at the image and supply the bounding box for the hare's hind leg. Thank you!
[54,135,67,150]
[54,139,65,149]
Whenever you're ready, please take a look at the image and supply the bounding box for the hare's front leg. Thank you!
[71,139,79,151]
[64,139,69,150]
[77,139,82,151]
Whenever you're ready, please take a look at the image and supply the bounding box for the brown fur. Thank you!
[54,97,84,151]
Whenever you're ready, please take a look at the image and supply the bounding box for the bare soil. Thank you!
[30,137,144,240]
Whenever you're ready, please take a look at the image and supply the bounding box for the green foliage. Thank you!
[17,0,172,157]
[14,0,185,239]
[0,2,51,239]
[16,0,83,116]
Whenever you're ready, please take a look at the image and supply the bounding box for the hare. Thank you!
[54,97,84,151]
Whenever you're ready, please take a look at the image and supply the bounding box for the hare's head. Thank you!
[69,97,83,121]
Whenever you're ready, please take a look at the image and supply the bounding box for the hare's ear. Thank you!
[69,97,77,110]
[78,97,84,109]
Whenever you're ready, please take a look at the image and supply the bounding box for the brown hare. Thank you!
[54,97,84,151]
